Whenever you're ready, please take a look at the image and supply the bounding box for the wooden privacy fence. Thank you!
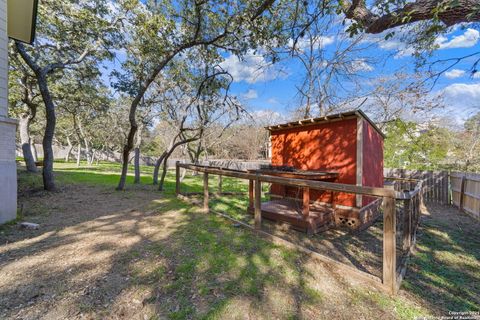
[450,172,480,220]
[384,168,449,204]
[176,162,423,295]
[385,168,480,220]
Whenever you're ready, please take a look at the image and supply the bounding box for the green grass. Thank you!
[14,161,479,318]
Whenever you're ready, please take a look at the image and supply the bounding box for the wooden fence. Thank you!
[385,168,480,220]
[176,162,423,295]
[450,172,480,220]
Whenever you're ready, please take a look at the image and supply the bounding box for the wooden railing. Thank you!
[175,162,423,295]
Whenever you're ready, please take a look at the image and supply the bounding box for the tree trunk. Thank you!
[31,142,38,162]
[158,156,169,191]
[65,136,73,162]
[83,138,91,165]
[134,147,141,184]
[153,151,167,185]
[134,124,143,184]
[16,42,56,190]
[117,109,138,190]
[76,143,81,167]
[37,73,56,191]
[19,113,37,172]
[90,149,96,165]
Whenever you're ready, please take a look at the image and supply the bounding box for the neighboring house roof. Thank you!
[265,109,385,138]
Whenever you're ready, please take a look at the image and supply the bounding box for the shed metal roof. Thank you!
[266,109,385,138]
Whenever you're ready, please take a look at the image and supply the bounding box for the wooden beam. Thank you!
[459,175,466,212]
[249,179,254,209]
[254,176,262,229]
[356,117,364,207]
[203,172,209,213]
[383,196,396,295]
[177,163,396,198]
[402,196,412,251]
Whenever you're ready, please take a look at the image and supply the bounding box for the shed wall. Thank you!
[362,119,384,206]
[270,118,358,207]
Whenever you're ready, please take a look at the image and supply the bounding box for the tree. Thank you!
[288,14,377,118]
[12,0,121,190]
[341,0,480,35]
[149,54,244,190]
[8,54,41,172]
[113,0,296,190]
[384,119,451,169]
[362,72,445,129]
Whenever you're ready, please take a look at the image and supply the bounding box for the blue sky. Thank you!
[102,18,480,126]
[218,24,480,124]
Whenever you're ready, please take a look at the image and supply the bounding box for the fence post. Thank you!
[446,171,451,205]
[249,179,254,209]
[175,161,180,196]
[203,172,209,213]
[459,175,466,212]
[402,194,412,251]
[254,174,262,229]
[383,196,396,295]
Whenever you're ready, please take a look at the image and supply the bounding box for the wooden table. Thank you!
[247,169,339,219]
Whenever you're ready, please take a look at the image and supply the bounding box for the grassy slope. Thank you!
[12,161,480,318]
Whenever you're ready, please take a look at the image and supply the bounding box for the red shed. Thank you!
[257,110,384,233]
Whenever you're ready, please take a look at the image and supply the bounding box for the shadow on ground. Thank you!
[2,167,476,319]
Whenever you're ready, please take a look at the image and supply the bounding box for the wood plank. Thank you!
[254,177,262,229]
[178,163,397,198]
[402,198,412,251]
[460,175,466,212]
[383,196,396,295]
[303,186,310,217]
[249,179,254,209]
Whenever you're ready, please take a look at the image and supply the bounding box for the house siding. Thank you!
[0,0,18,224]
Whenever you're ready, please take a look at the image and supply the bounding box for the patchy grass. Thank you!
[2,162,478,319]
[401,204,480,313]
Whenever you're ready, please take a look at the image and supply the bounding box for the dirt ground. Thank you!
[0,179,477,319]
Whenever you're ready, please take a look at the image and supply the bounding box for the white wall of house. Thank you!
[0,0,17,224]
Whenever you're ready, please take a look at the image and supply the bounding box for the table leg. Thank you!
[303,187,310,217]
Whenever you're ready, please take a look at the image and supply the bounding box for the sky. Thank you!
[102,9,480,127]
[216,24,480,125]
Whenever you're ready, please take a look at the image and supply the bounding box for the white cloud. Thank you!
[444,69,466,79]
[443,83,480,110]
[220,51,279,84]
[443,83,480,98]
[241,89,258,100]
[267,97,279,105]
[436,28,480,49]
[349,59,374,72]
[251,110,285,125]
[288,36,335,50]
[365,26,480,58]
